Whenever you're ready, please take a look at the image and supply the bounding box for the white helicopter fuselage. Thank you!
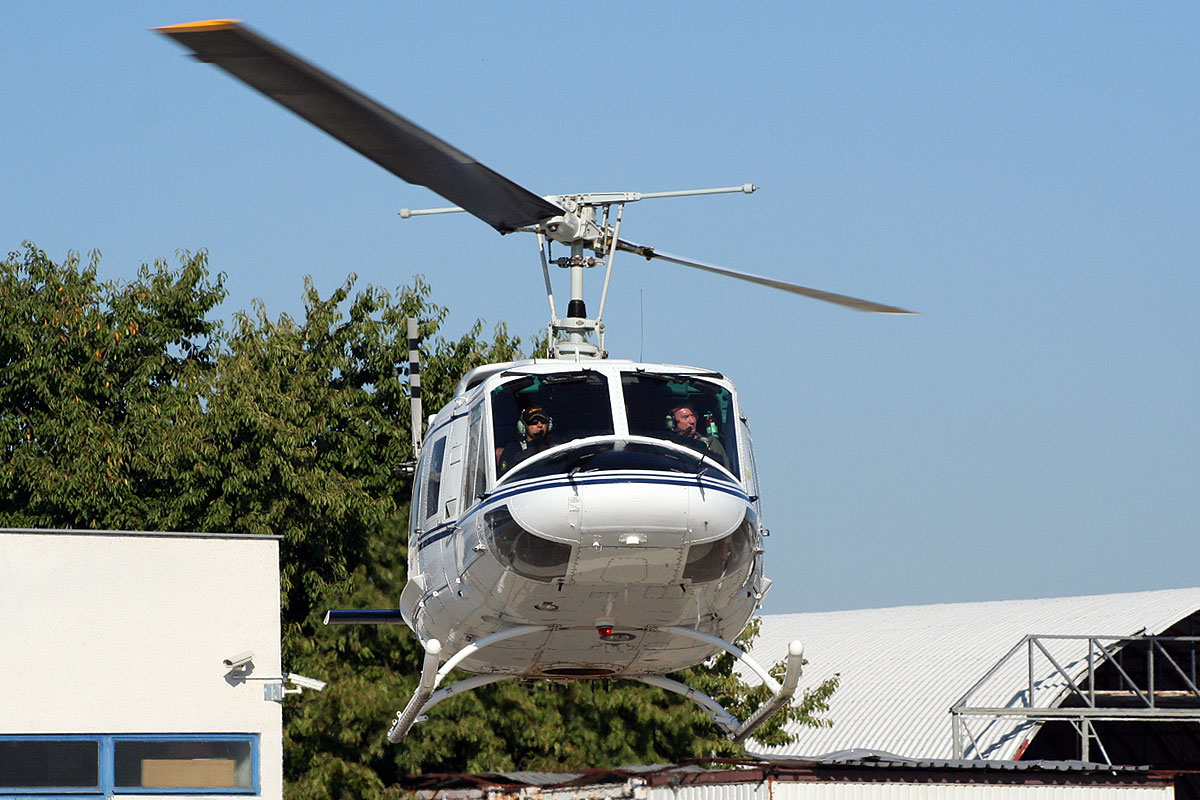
[155,18,911,743]
[401,359,771,679]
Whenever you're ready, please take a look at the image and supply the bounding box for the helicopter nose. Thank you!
[510,478,695,542]
[506,477,747,586]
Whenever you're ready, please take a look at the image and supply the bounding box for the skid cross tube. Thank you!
[636,675,739,735]
[661,625,781,689]
[659,626,805,742]
[387,625,802,745]
[733,640,805,742]
[387,625,549,743]
[418,673,513,721]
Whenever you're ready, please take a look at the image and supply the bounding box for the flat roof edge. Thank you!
[0,527,283,541]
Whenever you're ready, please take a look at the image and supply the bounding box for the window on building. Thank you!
[0,739,98,789]
[0,735,258,796]
[115,739,254,789]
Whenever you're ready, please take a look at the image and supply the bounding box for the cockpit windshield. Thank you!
[621,372,740,477]
[492,370,614,477]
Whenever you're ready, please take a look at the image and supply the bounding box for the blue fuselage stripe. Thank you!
[414,473,749,551]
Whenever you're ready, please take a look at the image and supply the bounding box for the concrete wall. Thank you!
[0,529,283,798]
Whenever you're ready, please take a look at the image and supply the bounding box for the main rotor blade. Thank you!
[155,20,563,233]
[617,240,917,314]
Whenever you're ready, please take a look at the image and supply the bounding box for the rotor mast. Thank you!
[555,239,599,359]
[404,184,762,360]
[544,196,604,360]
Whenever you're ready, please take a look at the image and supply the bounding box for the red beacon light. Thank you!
[597,625,614,638]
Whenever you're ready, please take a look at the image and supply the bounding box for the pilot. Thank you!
[667,404,730,469]
[498,406,554,475]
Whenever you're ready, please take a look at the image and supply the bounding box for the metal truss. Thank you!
[951,634,1200,762]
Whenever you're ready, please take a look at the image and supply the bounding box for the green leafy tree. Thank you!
[1,244,838,799]
[0,243,222,528]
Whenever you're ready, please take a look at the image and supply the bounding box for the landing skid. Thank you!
[384,624,804,745]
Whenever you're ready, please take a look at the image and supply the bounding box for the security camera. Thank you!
[285,672,327,692]
[223,651,254,670]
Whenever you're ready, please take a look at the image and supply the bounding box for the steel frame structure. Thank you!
[951,634,1200,762]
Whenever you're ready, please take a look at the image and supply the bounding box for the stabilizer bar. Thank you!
[323,609,406,625]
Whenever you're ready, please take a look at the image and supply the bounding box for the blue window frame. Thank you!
[0,734,259,797]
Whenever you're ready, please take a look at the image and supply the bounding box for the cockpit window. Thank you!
[682,513,755,585]
[621,373,740,476]
[492,371,614,477]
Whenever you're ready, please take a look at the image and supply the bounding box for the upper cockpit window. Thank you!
[621,373,740,476]
[492,371,614,477]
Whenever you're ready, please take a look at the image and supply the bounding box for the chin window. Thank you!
[486,506,572,582]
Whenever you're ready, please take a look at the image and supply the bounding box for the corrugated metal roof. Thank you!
[409,764,681,791]
[746,588,1200,760]
[752,750,1148,772]
[408,757,1169,798]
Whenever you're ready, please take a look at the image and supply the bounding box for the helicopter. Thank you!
[156,20,915,745]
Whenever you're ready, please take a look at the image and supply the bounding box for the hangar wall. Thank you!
[749,588,1200,760]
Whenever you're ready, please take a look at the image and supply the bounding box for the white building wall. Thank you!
[0,530,283,799]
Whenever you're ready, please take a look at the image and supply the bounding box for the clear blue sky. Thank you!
[4,3,1197,614]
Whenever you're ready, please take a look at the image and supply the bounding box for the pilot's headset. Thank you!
[666,405,718,436]
[517,407,553,436]
[665,405,691,432]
